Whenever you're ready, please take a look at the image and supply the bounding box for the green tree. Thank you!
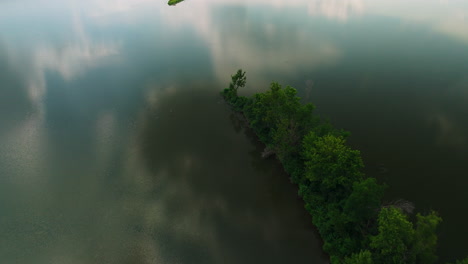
[413,211,442,264]
[249,83,298,141]
[230,69,246,93]
[446,257,468,264]
[246,82,315,149]
[344,178,385,233]
[220,70,451,264]
[343,250,374,264]
[370,207,415,264]
[272,117,300,161]
[319,204,360,258]
[302,133,364,202]
[221,69,248,110]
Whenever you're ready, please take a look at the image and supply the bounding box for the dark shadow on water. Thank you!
[137,83,328,264]
[0,44,34,137]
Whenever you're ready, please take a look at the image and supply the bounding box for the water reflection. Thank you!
[0,45,33,135]
[429,113,467,148]
[209,6,341,89]
[1,0,468,262]
[134,84,327,263]
[0,0,121,133]
[164,3,342,89]
[307,0,364,21]
[366,0,468,44]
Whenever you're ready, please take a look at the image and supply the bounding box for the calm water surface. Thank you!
[1,0,467,263]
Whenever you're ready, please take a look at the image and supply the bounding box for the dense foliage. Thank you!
[221,69,452,263]
[447,258,468,264]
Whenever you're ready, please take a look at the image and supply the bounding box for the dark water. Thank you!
[0,0,467,263]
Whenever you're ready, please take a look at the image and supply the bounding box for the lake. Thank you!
[0,0,467,263]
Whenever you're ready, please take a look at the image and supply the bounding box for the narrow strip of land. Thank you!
[221,69,465,264]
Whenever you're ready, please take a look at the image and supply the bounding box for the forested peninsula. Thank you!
[221,70,468,264]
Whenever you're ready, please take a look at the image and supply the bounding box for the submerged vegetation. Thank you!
[167,0,185,6]
[221,69,457,263]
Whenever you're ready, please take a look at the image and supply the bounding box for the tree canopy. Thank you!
[221,69,454,264]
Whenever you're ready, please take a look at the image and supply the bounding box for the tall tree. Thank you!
[370,207,415,264]
[343,250,374,264]
[230,69,246,92]
[344,178,385,233]
[302,133,364,202]
[413,211,442,264]
[247,82,315,147]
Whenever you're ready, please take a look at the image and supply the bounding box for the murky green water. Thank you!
[1,0,467,263]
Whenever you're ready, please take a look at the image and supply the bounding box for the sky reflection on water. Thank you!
[1,0,467,263]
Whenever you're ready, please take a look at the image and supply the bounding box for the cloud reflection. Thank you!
[429,113,467,148]
[366,0,468,44]
[0,1,120,109]
[162,2,342,87]
[114,83,327,264]
[307,0,364,21]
